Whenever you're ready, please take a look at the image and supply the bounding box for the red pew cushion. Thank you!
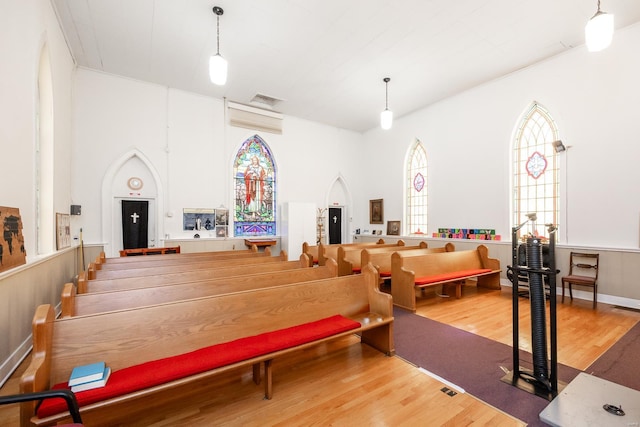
[38,315,359,418]
[414,269,491,285]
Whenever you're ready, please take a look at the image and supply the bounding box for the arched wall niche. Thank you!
[101,149,164,257]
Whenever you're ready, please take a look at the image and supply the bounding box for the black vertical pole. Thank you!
[511,227,520,378]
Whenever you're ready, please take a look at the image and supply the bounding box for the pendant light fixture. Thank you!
[209,6,227,85]
[585,0,614,52]
[380,77,393,130]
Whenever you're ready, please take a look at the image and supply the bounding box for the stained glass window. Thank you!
[233,135,276,236]
[513,103,559,239]
[406,140,427,235]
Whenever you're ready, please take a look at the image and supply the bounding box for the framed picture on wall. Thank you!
[56,213,71,250]
[370,199,383,224]
[387,221,400,236]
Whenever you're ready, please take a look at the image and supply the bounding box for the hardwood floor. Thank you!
[1,283,638,426]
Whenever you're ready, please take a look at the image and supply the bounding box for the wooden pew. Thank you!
[96,246,260,267]
[62,259,339,317]
[391,244,501,312]
[301,242,320,266]
[336,240,407,276]
[95,248,272,271]
[20,264,393,427]
[78,256,309,294]
[362,242,455,280]
[85,250,288,282]
[317,240,385,267]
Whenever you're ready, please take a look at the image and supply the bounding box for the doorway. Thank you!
[328,207,342,244]
[114,198,156,252]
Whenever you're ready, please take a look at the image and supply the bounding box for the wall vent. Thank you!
[227,101,283,134]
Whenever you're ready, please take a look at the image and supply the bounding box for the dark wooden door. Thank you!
[329,207,342,244]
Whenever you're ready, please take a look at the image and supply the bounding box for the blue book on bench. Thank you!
[70,367,111,392]
[68,361,106,386]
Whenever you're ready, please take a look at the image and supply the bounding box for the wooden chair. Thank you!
[561,252,599,308]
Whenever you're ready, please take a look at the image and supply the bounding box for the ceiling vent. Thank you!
[227,101,283,134]
[249,93,284,110]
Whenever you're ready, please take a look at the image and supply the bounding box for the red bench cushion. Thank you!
[379,271,391,277]
[38,315,360,418]
[414,269,492,285]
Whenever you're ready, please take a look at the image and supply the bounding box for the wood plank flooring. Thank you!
[1,283,638,426]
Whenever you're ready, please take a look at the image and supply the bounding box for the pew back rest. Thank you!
[336,241,406,276]
[37,266,386,386]
[90,251,288,281]
[97,249,270,270]
[318,240,384,266]
[79,256,308,294]
[64,260,339,317]
[361,242,437,275]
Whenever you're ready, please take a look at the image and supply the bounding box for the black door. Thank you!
[328,207,342,244]
[122,200,149,249]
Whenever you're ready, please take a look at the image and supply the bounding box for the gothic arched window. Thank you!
[233,135,277,236]
[405,139,428,236]
[513,102,560,239]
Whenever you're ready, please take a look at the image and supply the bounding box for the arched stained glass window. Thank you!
[405,139,428,235]
[233,135,277,236]
[513,102,559,239]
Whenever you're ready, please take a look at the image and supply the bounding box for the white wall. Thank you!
[362,22,640,250]
[0,0,74,257]
[0,0,75,385]
[71,70,364,248]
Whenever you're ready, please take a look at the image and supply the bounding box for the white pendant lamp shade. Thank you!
[210,6,227,85]
[380,109,393,130]
[209,54,227,85]
[381,77,393,130]
[585,2,614,52]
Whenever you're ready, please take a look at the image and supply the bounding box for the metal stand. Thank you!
[502,225,561,400]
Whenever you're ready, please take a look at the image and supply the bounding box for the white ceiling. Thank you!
[51,0,640,133]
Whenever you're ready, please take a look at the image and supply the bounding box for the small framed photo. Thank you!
[387,221,400,236]
[376,230,382,235]
[370,199,383,224]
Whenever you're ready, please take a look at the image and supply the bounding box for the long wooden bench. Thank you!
[85,250,288,282]
[391,244,501,312]
[96,248,273,271]
[317,240,385,267]
[62,260,339,317]
[20,264,393,426]
[362,242,454,281]
[336,241,407,276]
[78,256,310,294]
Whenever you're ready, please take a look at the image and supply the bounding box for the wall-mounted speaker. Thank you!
[70,205,82,215]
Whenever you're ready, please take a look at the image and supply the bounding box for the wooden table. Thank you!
[244,239,277,251]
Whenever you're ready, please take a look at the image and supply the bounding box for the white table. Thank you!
[540,373,640,426]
